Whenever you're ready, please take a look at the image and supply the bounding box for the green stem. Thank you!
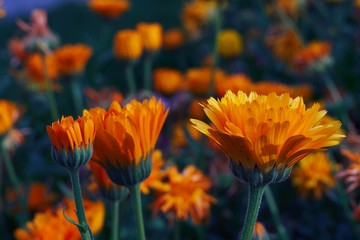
[241,184,265,240]
[128,184,146,240]
[207,2,222,97]
[125,65,137,94]
[174,220,180,240]
[2,141,21,192]
[71,75,84,115]
[264,186,289,240]
[144,57,153,91]
[275,6,304,43]
[42,54,59,121]
[68,169,93,240]
[322,71,342,104]
[112,200,120,240]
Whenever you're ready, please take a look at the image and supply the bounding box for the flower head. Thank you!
[215,74,252,97]
[53,44,93,75]
[26,53,59,86]
[217,29,243,59]
[254,81,312,100]
[151,165,216,224]
[113,29,143,60]
[191,91,344,185]
[338,149,360,193]
[88,0,130,18]
[153,68,183,95]
[0,100,22,136]
[185,68,226,95]
[163,28,185,50]
[136,23,163,52]
[27,183,57,212]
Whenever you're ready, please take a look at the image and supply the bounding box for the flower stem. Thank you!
[41,54,59,121]
[128,184,146,240]
[322,71,342,104]
[144,57,153,91]
[112,200,120,240]
[1,142,21,192]
[125,65,137,94]
[68,169,93,240]
[207,2,223,97]
[174,220,180,240]
[241,184,265,240]
[70,75,84,115]
[264,186,290,240]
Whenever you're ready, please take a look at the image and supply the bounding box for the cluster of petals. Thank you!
[0,100,22,136]
[338,149,360,193]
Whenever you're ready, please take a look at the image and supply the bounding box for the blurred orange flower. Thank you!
[338,149,360,192]
[188,98,207,120]
[88,0,130,18]
[151,165,216,224]
[171,121,202,148]
[254,81,312,100]
[153,68,183,95]
[0,1,6,18]
[113,29,143,60]
[0,100,22,136]
[215,73,252,97]
[27,183,57,212]
[163,28,185,50]
[85,87,123,108]
[253,222,267,239]
[277,0,298,18]
[185,68,226,95]
[136,23,163,52]
[26,53,59,85]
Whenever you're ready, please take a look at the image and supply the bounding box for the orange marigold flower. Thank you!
[171,121,202,147]
[153,68,183,95]
[217,29,243,59]
[185,68,226,95]
[26,53,59,84]
[215,73,252,97]
[254,81,312,100]
[338,149,360,193]
[88,97,169,186]
[0,100,22,136]
[113,29,143,60]
[53,44,93,75]
[277,0,298,18]
[140,149,169,194]
[292,152,335,198]
[191,91,344,185]
[27,183,57,212]
[136,23,163,52]
[151,165,216,224]
[88,0,130,18]
[163,28,185,50]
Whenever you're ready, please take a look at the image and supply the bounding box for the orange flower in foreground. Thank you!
[151,165,216,224]
[293,41,332,71]
[163,28,185,50]
[153,68,183,95]
[88,0,130,18]
[53,44,93,75]
[88,97,169,186]
[292,152,335,198]
[254,81,312,100]
[26,53,59,84]
[136,23,163,52]
[338,149,360,192]
[185,68,226,95]
[113,29,143,60]
[0,100,21,136]
[215,73,252,97]
[191,91,344,185]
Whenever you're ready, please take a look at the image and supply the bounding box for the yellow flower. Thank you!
[88,0,130,18]
[215,74,252,97]
[292,152,335,198]
[153,68,183,95]
[185,68,226,95]
[217,29,243,58]
[191,91,344,185]
[113,29,143,60]
[53,44,93,75]
[163,28,185,50]
[0,100,21,136]
[151,165,216,224]
[136,23,163,52]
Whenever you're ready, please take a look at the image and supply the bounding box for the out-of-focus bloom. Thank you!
[88,98,168,186]
[276,0,298,18]
[89,161,128,201]
[191,91,344,185]
[27,183,57,212]
[8,38,28,64]
[140,150,169,194]
[0,100,21,136]
[136,23,163,52]
[188,98,207,120]
[215,74,252,97]
[0,1,6,18]
[113,29,143,60]
[185,68,226,95]
[26,53,59,87]
[217,29,243,59]
[151,165,216,224]
[292,152,335,198]
[85,87,123,108]
[4,129,29,155]
[46,116,96,169]
[338,149,360,192]
[254,81,312,100]
[163,28,185,50]
[171,122,202,148]
[53,44,93,75]
[253,222,269,240]
[266,28,303,64]
[14,199,105,240]
[88,0,130,18]
[153,68,183,95]
[293,41,332,72]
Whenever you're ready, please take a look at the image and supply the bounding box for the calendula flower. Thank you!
[136,23,163,52]
[88,0,130,18]
[217,29,243,59]
[140,149,169,194]
[0,100,22,136]
[185,68,226,95]
[88,97,169,186]
[46,116,96,169]
[215,74,252,97]
[53,44,93,75]
[26,53,59,86]
[153,68,184,95]
[85,87,123,108]
[113,29,143,61]
[163,28,185,50]
[27,183,57,212]
[338,149,360,193]
[151,165,216,224]
[292,152,336,198]
[191,91,344,185]
[254,81,312,100]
